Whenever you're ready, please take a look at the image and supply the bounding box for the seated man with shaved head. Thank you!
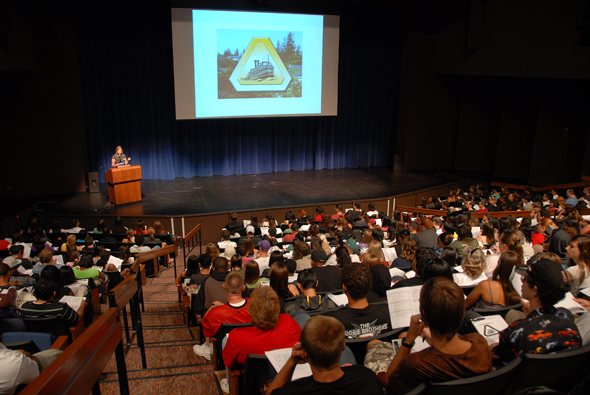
[193,272,252,360]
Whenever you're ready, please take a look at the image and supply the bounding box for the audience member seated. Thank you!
[20,277,84,327]
[485,231,523,280]
[465,251,521,310]
[565,235,590,294]
[365,277,491,394]
[59,234,75,253]
[549,219,576,267]
[421,258,454,281]
[130,235,151,253]
[295,242,312,272]
[368,264,392,303]
[452,246,487,287]
[193,272,252,361]
[73,255,107,285]
[449,224,479,258]
[218,229,237,250]
[32,249,62,276]
[326,264,391,339]
[0,344,63,395]
[112,216,127,234]
[492,258,582,366]
[134,219,148,235]
[222,286,301,369]
[411,218,438,249]
[193,257,249,317]
[60,266,88,297]
[121,229,135,244]
[99,227,117,243]
[145,227,163,245]
[310,250,342,293]
[188,254,211,288]
[254,240,271,273]
[390,238,416,269]
[269,263,299,305]
[230,253,243,276]
[3,245,33,272]
[61,218,84,234]
[92,219,105,234]
[282,223,299,243]
[392,248,438,289]
[224,212,241,234]
[283,269,339,316]
[267,315,384,395]
[244,260,262,290]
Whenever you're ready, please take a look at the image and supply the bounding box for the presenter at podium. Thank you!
[111,146,131,167]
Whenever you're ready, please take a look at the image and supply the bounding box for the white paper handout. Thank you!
[107,256,123,271]
[390,267,406,278]
[382,248,398,263]
[386,286,422,329]
[59,295,85,312]
[471,315,509,346]
[266,348,312,381]
[556,292,586,314]
[327,293,349,307]
[53,255,64,265]
[391,336,430,357]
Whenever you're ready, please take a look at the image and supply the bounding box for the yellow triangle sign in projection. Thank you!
[229,37,292,92]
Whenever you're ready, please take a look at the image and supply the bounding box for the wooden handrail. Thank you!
[396,206,449,217]
[491,181,590,192]
[108,274,138,311]
[470,210,532,219]
[185,223,201,241]
[20,308,128,395]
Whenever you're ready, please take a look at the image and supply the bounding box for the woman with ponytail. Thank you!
[484,231,523,280]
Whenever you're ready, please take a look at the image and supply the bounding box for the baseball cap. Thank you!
[246,225,255,234]
[311,250,328,263]
[2,256,21,268]
[346,238,357,251]
[515,258,569,293]
[258,240,270,250]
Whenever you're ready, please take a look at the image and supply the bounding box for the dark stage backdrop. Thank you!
[75,1,402,182]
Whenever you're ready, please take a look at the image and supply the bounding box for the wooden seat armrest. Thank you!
[229,370,240,395]
[69,315,86,341]
[50,336,69,351]
[210,337,218,370]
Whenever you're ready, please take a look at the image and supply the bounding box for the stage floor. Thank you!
[50,168,455,217]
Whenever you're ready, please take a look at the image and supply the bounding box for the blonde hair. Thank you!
[461,246,486,278]
[367,240,385,261]
[363,253,381,272]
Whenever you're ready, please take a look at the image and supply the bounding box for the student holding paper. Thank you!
[365,277,491,394]
[267,315,384,395]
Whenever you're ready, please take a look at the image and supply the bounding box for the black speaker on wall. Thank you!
[87,172,100,193]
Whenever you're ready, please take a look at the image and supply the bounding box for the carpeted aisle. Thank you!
[98,258,223,394]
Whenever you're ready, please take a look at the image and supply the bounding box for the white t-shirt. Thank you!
[0,348,39,394]
[218,240,237,250]
[256,256,270,273]
[485,253,500,280]
[453,271,487,287]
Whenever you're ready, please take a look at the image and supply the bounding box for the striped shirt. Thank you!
[20,301,79,328]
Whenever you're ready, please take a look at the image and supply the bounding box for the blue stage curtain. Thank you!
[77,3,400,182]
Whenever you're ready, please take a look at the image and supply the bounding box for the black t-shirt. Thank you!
[190,273,209,286]
[273,365,384,395]
[311,266,342,293]
[326,303,391,339]
[392,277,423,289]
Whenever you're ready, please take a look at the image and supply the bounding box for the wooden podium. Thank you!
[106,165,142,205]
